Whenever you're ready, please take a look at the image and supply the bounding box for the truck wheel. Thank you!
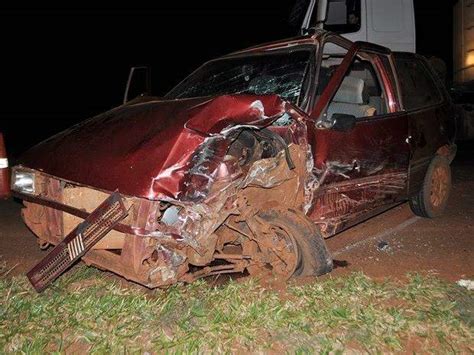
[409,155,452,218]
[256,209,333,278]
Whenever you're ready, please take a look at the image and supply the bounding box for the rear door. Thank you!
[307,42,410,236]
[393,54,454,196]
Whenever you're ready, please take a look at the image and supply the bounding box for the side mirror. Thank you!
[331,113,357,132]
[123,66,152,104]
[298,0,329,33]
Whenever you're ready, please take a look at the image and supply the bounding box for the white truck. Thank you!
[298,0,416,52]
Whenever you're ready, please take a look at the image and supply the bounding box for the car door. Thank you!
[392,54,455,196]
[307,42,410,237]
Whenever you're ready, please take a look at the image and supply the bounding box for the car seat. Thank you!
[327,76,377,119]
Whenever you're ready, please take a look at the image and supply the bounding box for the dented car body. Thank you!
[11,31,456,288]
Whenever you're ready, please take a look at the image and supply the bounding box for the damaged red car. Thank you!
[10,31,456,289]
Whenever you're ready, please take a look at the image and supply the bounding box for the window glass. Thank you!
[394,57,443,110]
[317,41,348,96]
[324,0,361,34]
[166,50,312,106]
[321,55,388,120]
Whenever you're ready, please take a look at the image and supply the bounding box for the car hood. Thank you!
[20,94,287,200]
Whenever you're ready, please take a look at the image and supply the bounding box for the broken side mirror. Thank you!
[331,113,357,132]
[123,66,152,104]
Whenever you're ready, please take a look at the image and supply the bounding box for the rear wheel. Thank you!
[409,155,452,218]
[250,209,333,279]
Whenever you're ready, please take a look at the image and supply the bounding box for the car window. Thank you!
[166,50,312,106]
[394,57,443,111]
[324,0,361,34]
[317,41,349,96]
[323,57,389,120]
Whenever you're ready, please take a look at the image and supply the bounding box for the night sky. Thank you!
[0,1,455,158]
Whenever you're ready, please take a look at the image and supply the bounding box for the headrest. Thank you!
[333,76,369,104]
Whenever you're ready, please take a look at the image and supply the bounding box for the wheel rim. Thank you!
[266,225,299,278]
[246,221,300,280]
[430,165,449,208]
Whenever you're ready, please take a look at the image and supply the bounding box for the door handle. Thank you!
[353,160,360,173]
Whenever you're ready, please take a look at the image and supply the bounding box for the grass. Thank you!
[0,264,473,354]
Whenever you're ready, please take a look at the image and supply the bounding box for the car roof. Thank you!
[223,34,318,58]
[222,30,391,59]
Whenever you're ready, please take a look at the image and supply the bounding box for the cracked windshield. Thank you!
[167,49,312,105]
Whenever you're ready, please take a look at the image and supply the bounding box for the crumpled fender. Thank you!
[184,94,287,136]
[19,93,297,201]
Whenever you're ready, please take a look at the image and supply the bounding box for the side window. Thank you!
[324,0,362,34]
[317,41,349,97]
[324,57,389,120]
[394,57,443,111]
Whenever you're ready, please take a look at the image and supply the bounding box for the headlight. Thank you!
[12,169,35,194]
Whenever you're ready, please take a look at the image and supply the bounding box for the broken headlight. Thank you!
[11,169,36,194]
[160,205,181,226]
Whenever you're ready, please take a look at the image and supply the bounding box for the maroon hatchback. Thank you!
[11,31,456,289]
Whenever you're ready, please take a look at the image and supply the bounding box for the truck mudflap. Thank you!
[27,191,128,292]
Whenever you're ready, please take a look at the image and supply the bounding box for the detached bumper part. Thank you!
[27,191,128,292]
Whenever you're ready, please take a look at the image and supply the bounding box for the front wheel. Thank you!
[409,155,452,218]
[249,209,333,279]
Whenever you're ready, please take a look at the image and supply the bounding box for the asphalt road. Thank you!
[1,143,473,283]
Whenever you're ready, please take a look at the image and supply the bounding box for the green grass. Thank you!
[0,264,472,354]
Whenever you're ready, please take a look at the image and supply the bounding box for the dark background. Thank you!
[0,1,456,158]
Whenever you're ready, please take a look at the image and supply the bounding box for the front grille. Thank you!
[27,191,128,292]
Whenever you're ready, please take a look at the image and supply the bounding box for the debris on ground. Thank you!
[457,279,474,291]
[377,241,390,252]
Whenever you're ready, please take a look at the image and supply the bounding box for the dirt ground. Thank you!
[1,143,473,284]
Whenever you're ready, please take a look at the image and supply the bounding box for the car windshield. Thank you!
[166,49,313,105]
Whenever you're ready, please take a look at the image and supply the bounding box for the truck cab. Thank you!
[299,0,416,52]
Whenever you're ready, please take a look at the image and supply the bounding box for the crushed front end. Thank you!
[11,97,318,288]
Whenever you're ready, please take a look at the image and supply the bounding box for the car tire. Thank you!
[409,155,452,218]
[258,209,333,277]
